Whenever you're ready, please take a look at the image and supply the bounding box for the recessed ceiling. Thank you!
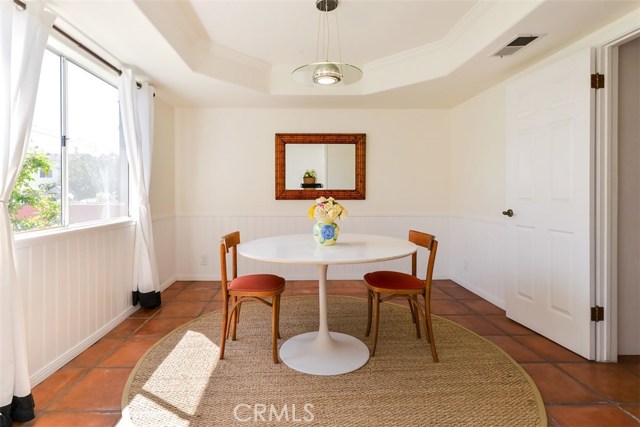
[191,1,477,65]
[45,0,640,108]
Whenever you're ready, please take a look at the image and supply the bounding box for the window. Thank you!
[10,49,128,232]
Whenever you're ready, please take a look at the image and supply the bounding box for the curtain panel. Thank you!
[119,70,161,308]
[0,2,54,426]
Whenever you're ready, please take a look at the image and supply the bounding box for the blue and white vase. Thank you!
[312,221,340,246]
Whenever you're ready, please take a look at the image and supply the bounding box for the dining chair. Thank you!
[219,231,286,364]
[363,230,439,362]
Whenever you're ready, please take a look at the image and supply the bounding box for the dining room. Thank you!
[3,1,640,426]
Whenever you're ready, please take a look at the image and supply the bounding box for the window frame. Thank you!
[12,44,130,235]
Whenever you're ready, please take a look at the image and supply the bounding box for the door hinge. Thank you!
[591,305,604,322]
[591,73,604,89]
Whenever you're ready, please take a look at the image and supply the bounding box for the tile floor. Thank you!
[16,279,640,427]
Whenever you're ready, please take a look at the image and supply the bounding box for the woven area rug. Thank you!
[122,296,546,426]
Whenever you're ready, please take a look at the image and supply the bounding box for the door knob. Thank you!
[502,209,514,217]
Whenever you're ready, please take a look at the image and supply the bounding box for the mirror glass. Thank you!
[275,133,366,200]
[285,144,356,190]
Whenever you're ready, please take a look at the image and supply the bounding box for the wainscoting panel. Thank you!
[152,215,177,290]
[175,214,450,281]
[14,222,136,385]
[448,215,507,308]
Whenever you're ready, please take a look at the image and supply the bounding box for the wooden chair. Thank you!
[219,231,285,364]
[363,230,439,362]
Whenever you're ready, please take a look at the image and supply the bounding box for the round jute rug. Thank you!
[121,296,546,427]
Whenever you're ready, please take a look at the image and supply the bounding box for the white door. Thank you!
[505,48,595,359]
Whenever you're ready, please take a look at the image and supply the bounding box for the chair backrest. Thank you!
[220,231,242,291]
[408,230,438,292]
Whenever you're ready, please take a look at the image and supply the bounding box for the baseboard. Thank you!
[29,305,139,387]
[160,276,177,291]
[449,274,506,310]
[174,273,451,282]
[175,274,216,281]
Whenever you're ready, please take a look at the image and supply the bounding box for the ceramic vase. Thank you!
[312,221,340,246]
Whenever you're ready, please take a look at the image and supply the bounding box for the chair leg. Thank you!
[365,289,373,337]
[408,296,421,339]
[370,291,380,357]
[220,297,229,359]
[424,303,439,363]
[230,300,242,341]
[275,295,281,340]
[408,297,416,323]
[272,296,280,364]
[231,296,238,341]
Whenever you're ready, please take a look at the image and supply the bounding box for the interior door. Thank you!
[505,48,595,359]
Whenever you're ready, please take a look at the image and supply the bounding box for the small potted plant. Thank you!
[303,169,317,184]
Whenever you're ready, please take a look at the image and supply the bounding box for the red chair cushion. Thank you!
[364,271,424,290]
[229,274,285,292]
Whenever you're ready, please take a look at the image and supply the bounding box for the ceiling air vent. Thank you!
[491,34,544,58]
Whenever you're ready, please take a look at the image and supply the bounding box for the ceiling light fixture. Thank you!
[292,0,362,86]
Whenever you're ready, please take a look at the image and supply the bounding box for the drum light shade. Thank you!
[292,62,362,86]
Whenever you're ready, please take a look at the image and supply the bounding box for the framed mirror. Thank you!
[275,133,366,200]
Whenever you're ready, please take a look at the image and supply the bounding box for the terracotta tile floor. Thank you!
[16,279,640,427]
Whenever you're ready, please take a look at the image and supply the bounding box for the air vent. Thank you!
[492,34,544,58]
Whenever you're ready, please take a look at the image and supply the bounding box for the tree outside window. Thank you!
[9,149,61,232]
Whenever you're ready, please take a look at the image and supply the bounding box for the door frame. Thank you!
[504,48,596,359]
[595,27,640,362]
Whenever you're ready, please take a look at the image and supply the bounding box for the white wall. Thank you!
[449,84,508,307]
[150,97,177,289]
[175,109,450,215]
[449,85,507,218]
[173,108,451,280]
[150,97,176,218]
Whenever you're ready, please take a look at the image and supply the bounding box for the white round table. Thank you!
[238,233,417,375]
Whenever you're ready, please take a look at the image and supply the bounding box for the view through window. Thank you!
[10,49,128,232]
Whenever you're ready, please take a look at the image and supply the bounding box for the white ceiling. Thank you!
[45,0,640,109]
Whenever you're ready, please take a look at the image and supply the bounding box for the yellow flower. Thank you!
[308,197,347,222]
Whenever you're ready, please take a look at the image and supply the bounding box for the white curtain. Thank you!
[0,1,54,425]
[119,69,161,308]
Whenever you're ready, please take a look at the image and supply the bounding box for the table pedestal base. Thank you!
[279,331,369,375]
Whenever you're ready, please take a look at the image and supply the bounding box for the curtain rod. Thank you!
[13,0,145,90]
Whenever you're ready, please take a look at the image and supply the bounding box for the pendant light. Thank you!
[292,0,362,86]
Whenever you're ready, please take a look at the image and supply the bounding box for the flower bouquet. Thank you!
[308,197,347,245]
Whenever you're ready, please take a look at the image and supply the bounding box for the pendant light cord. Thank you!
[315,0,339,63]
[334,6,343,71]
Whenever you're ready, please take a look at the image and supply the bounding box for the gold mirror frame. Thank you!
[275,133,366,200]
